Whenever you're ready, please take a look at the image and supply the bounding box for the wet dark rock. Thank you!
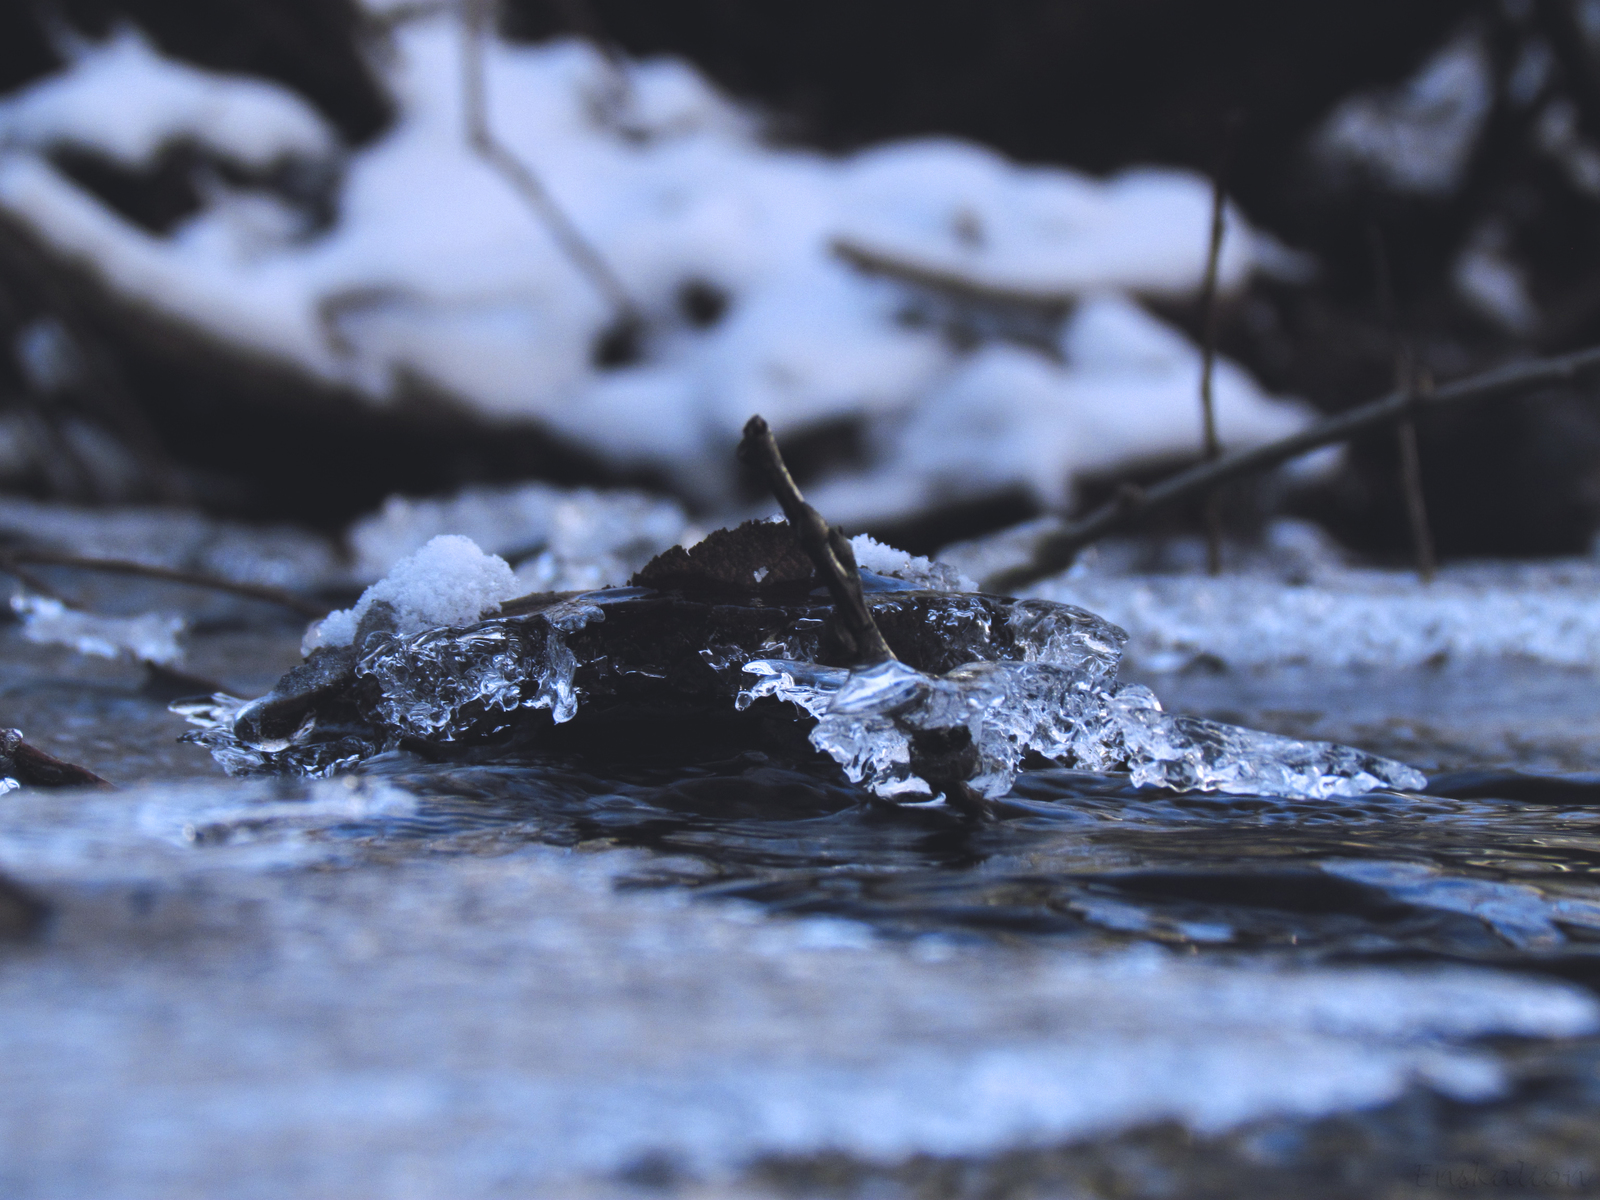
[0,728,113,788]
[630,520,819,594]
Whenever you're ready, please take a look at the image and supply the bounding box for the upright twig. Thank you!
[1369,223,1436,582]
[459,0,640,332]
[983,343,1600,592]
[738,415,896,666]
[1196,160,1229,575]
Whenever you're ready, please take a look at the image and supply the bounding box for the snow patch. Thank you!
[308,535,518,651]
[0,17,1316,512]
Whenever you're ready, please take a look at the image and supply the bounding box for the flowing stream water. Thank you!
[6,560,1600,1198]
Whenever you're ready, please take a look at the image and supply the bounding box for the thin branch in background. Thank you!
[459,0,641,340]
[1396,370,1438,582]
[983,342,1600,593]
[0,549,328,618]
[1196,162,1228,576]
[738,415,896,666]
[1369,222,1436,583]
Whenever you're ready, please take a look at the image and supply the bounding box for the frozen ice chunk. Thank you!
[173,694,377,778]
[761,656,1425,804]
[356,595,605,740]
[13,594,185,665]
[848,534,976,592]
[307,535,518,653]
[1097,690,1428,798]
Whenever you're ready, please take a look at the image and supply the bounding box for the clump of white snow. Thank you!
[307,534,518,652]
[848,534,976,592]
[0,14,1318,516]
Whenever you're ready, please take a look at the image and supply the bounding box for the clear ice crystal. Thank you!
[356,595,605,740]
[746,625,1426,804]
[173,695,376,778]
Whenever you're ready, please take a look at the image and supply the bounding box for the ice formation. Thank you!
[13,594,185,666]
[0,14,1318,517]
[307,535,519,652]
[943,521,1600,674]
[742,660,1423,802]
[187,523,1424,801]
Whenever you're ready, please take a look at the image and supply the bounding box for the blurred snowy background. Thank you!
[2,0,1600,568]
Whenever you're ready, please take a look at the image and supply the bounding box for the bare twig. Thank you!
[738,415,896,665]
[459,0,639,327]
[984,342,1600,593]
[0,549,327,617]
[1396,373,1437,582]
[1197,166,1228,575]
[1369,222,1436,582]
[830,236,1075,314]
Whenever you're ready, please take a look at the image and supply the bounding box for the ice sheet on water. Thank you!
[943,521,1600,673]
[13,594,185,665]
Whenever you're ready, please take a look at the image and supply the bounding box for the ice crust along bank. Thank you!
[181,528,1424,801]
[0,17,1318,519]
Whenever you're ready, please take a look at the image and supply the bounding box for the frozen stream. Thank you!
[6,545,1600,1196]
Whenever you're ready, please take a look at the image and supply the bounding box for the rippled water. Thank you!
[324,748,1600,975]
[10,588,1600,1197]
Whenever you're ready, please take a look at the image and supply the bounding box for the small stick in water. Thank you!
[738,415,896,666]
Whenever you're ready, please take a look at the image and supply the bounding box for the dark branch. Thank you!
[984,342,1600,593]
[1,549,328,617]
[460,0,640,328]
[738,415,896,665]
